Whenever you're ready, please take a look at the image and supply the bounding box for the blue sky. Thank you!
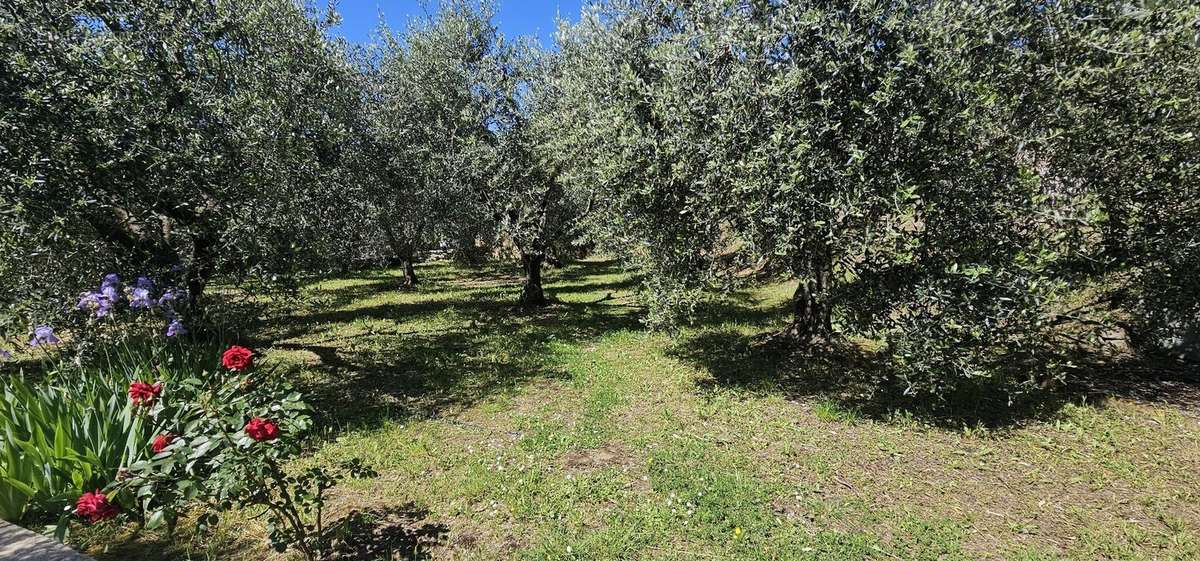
[331,1,585,48]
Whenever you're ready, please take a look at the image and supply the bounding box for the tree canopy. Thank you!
[2,0,1196,396]
[1,0,363,324]
[546,0,1199,394]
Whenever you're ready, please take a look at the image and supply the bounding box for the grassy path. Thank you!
[91,259,1200,560]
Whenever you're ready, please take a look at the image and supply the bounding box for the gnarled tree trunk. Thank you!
[382,221,419,288]
[519,251,546,307]
[785,244,833,344]
[185,231,218,315]
[402,257,418,287]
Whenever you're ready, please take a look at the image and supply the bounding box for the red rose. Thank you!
[244,417,280,441]
[221,345,254,371]
[75,490,119,523]
[151,432,174,454]
[128,381,163,406]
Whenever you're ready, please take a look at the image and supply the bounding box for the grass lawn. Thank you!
[81,258,1200,560]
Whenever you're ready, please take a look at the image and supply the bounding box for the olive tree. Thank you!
[554,0,1199,395]
[364,1,585,305]
[0,0,363,326]
[1025,2,1200,359]
[483,44,590,306]
[361,2,502,287]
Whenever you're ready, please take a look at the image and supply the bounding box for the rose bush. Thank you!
[98,345,376,560]
[0,365,152,526]
[151,433,174,455]
[2,336,376,561]
[0,342,257,528]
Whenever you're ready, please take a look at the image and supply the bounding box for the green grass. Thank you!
[81,258,1200,560]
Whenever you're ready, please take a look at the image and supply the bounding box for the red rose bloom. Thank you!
[244,417,280,441]
[151,432,174,454]
[221,345,254,371]
[75,490,119,523]
[128,381,163,406]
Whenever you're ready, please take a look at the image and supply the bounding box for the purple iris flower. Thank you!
[0,349,11,360]
[98,273,125,303]
[157,289,185,319]
[135,276,155,290]
[157,289,186,309]
[77,291,114,318]
[77,291,101,310]
[129,287,154,309]
[29,325,60,346]
[165,320,187,338]
[95,297,113,317]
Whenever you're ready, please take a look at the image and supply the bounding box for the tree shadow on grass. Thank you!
[546,258,625,283]
[1064,356,1200,410]
[273,327,568,429]
[326,504,448,561]
[547,277,639,297]
[669,329,1200,431]
[267,296,507,336]
[263,261,645,431]
[264,259,632,334]
[688,294,791,329]
[270,261,522,325]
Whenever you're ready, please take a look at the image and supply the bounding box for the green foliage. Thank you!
[109,347,375,560]
[112,353,308,526]
[812,399,860,424]
[0,372,146,524]
[552,0,1200,395]
[0,0,365,332]
[0,340,218,524]
[360,1,589,302]
[486,45,594,305]
[358,1,503,271]
[1026,2,1200,358]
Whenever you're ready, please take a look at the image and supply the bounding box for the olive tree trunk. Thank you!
[402,257,418,287]
[519,252,546,307]
[382,221,419,288]
[184,232,219,314]
[785,245,833,344]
